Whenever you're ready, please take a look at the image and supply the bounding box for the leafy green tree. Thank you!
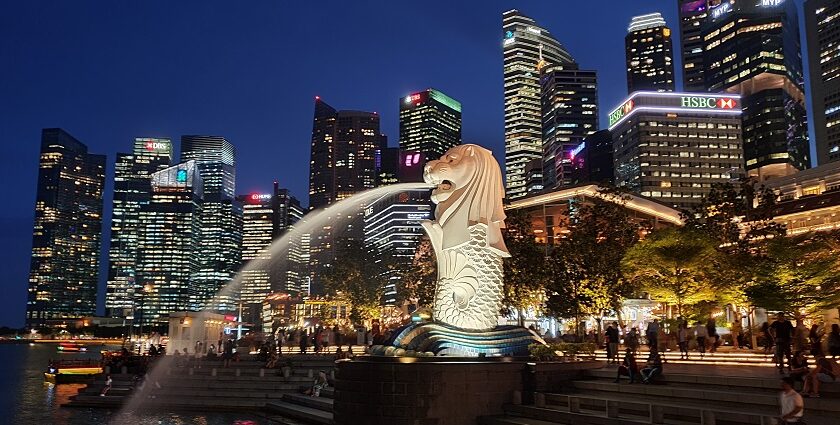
[502,209,548,326]
[745,229,840,315]
[397,236,437,308]
[543,189,641,337]
[322,238,392,323]
[622,227,721,316]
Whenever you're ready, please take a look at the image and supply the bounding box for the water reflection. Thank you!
[1,343,271,424]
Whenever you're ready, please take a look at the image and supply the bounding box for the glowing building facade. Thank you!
[702,0,809,179]
[399,88,462,162]
[610,92,744,208]
[106,138,173,318]
[625,13,676,93]
[180,135,242,313]
[540,64,599,189]
[136,161,203,328]
[805,0,840,165]
[26,129,106,327]
[503,9,574,199]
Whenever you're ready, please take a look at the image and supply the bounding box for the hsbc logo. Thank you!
[717,98,736,109]
[681,96,737,110]
[608,99,635,127]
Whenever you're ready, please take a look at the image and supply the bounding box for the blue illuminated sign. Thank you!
[176,169,188,183]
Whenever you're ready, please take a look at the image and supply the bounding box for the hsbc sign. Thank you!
[680,96,737,110]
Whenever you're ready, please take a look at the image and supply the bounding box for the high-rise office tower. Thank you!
[399,88,462,161]
[238,191,275,311]
[26,129,105,327]
[273,185,306,294]
[806,0,840,164]
[136,161,203,328]
[569,130,615,186]
[678,0,721,92]
[309,98,381,210]
[180,135,242,312]
[105,138,173,318]
[363,190,433,305]
[625,13,676,93]
[540,63,599,189]
[609,92,744,208]
[703,0,809,180]
[503,9,574,199]
[308,97,381,295]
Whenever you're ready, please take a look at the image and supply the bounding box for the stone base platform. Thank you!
[371,322,545,357]
[333,357,602,425]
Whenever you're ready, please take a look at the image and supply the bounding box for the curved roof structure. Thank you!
[507,184,684,226]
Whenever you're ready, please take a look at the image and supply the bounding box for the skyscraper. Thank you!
[363,190,432,305]
[540,63,599,189]
[503,9,574,199]
[180,136,242,312]
[702,0,809,179]
[26,129,105,327]
[308,97,381,295]
[136,161,203,328]
[238,192,275,311]
[805,0,840,165]
[678,0,720,92]
[625,13,676,93]
[106,138,173,318]
[609,92,744,208]
[308,98,381,210]
[399,88,462,161]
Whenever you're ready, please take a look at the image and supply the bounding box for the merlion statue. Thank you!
[372,144,544,357]
[421,144,510,330]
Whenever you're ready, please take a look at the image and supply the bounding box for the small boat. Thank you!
[57,342,87,353]
[44,359,102,383]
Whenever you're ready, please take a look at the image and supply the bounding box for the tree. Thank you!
[543,189,641,337]
[397,236,437,308]
[502,209,548,326]
[622,227,721,317]
[745,229,840,316]
[322,238,392,323]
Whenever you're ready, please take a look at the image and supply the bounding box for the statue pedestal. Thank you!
[333,357,602,425]
[371,321,545,357]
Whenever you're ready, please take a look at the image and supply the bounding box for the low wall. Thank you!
[333,357,601,425]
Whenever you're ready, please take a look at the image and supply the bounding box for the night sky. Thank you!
[0,1,813,328]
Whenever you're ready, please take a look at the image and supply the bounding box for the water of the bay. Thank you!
[0,342,274,425]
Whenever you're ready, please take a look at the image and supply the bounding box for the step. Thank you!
[479,415,569,425]
[570,380,780,406]
[266,400,334,424]
[501,404,694,425]
[585,368,840,392]
[282,393,334,411]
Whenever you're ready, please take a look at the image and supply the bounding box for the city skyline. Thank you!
[0,0,821,327]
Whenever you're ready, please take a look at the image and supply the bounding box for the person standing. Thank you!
[771,313,795,372]
[761,322,774,354]
[646,319,660,349]
[333,324,341,351]
[299,329,308,354]
[693,321,708,359]
[677,321,690,360]
[809,324,824,358]
[778,377,805,423]
[828,324,840,358]
[793,318,809,354]
[606,322,620,365]
[223,339,234,368]
[731,318,743,350]
[706,318,719,353]
[626,327,640,355]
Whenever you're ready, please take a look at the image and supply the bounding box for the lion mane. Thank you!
[434,145,509,257]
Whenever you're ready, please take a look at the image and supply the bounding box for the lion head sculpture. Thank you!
[423,144,509,257]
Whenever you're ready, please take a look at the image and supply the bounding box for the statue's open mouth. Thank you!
[437,180,453,192]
